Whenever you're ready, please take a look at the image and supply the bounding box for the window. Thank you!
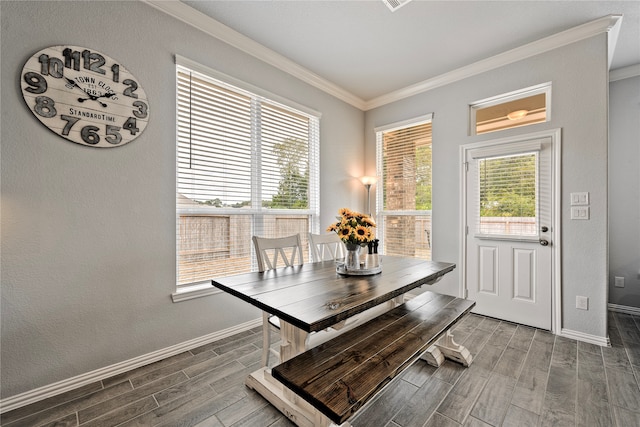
[477,152,538,237]
[470,83,551,135]
[468,138,544,240]
[375,115,433,259]
[175,57,319,295]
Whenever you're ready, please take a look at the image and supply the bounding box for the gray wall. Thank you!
[609,75,640,308]
[0,1,364,399]
[0,0,626,404]
[364,35,610,339]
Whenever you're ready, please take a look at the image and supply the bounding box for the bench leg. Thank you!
[436,330,473,367]
[421,330,473,367]
[421,345,445,367]
[246,367,351,427]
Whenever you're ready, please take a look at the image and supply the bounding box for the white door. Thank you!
[464,135,554,330]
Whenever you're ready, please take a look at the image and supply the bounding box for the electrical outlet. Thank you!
[576,296,589,310]
[615,276,625,288]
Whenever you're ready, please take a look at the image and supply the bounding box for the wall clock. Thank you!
[20,45,149,148]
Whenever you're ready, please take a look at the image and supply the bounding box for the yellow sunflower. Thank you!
[338,207,353,218]
[354,225,370,242]
[338,227,352,239]
[361,216,376,227]
[329,208,376,245]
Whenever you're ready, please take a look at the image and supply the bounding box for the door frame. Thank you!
[459,128,562,333]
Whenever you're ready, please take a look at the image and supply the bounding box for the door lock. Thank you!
[541,226,549,232]
[539,239,549,246]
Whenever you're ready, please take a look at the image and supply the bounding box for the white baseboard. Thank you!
[608,303,640,316]
[0,318,262,414]
[560,328,611,347]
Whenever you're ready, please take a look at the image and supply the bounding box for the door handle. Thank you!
[539,239,549,246]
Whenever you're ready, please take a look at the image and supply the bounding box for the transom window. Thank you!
[175,57,319,293]
[470,83,551,135]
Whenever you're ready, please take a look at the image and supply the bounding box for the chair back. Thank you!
[309,233,346,262]
[252,234,304,272]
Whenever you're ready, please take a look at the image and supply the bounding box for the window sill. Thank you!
[473,234,538,242]
[172,281,222,302]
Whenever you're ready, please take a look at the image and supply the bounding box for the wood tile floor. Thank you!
[2,311,640,427]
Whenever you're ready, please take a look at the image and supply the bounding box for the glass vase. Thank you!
[345,243,361,270]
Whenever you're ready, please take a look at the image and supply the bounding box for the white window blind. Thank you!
[475,152,538,237]
[176,62,319,289]
[375,115,433,259]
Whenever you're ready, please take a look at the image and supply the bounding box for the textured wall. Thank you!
[0,1,364,399]
[364,35,610,340]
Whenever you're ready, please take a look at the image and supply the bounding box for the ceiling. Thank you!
[177,0,639,106]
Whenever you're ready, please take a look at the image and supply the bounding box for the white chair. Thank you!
[308,232,346,262]
[252,234,304,367]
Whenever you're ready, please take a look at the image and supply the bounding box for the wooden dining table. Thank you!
[211,256,457,426]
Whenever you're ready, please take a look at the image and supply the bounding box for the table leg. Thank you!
[279,320,310,362]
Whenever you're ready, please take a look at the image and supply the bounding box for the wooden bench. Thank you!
[271,291,475,426]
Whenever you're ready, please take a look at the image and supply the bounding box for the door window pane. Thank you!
[477,153,537,236]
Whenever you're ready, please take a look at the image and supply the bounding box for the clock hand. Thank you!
[65,77,109,107]
[65,77,87,94]
[77,93,108,108]
[95,92,116,100]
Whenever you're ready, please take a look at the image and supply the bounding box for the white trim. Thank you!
[469,139,542,159]
[560,328,610,347]
[607,14,622,69]
[0,318,263,414]
[459,128,562,333]
[145,0,366,110]
[364,15,621,110]
[144,1,622,111]
[610,64,640,82]
[608,303,640,316]
[374,113,433,133]
[551,129,563,336]
[172,283,223,302]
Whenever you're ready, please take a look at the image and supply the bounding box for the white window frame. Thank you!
[375,113,433,259]
[173,55,320,302]
[469,82,552,136]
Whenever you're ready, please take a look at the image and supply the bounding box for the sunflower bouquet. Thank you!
[327,208,376,247]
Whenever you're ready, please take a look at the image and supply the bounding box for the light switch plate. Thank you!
[570,192,589,206]
[576,296,589,310]
[571,206,590,220]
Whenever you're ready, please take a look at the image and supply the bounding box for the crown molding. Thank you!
[144,2,622,111]
[143,0,367,110]
[610,64,640,82]
[364,15,623,110]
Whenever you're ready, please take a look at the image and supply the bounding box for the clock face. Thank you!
[20,45,149,148]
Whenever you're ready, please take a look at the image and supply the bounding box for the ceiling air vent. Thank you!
[382,0,412,12]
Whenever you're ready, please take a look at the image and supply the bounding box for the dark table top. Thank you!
[211,256,456,333]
